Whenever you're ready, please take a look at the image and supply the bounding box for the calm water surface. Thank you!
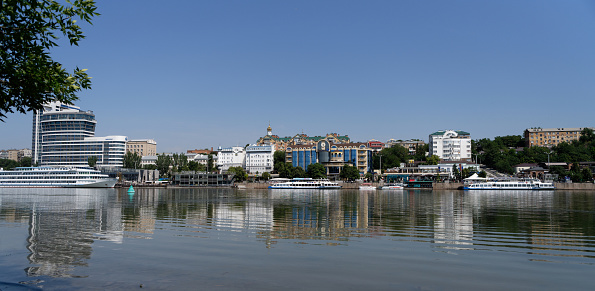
[0,188,594,290]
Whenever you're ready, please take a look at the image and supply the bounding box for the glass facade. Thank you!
[32,102,127,168]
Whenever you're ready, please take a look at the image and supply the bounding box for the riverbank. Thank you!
[117,181,595,190]
[236,181,595,190]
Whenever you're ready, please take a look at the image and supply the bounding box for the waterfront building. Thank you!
[141,155,157,168]
[367,140,384,153]
[286,139,372,177]
[216,146,246,172]
[171,172,235,186]
[386,139,427,155]
[429,130,472,162]
[126,139,157,156]
[32,102,127,168]
[245,144,275,174]
[0,149,17,161]
[524,127,595,147]
[385,161,480,180]
[256,124,350,151]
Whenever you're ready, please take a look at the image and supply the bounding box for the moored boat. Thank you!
[268,178,341,189]
[359,183,376,190]
[463,173,554,190]
[0,167,117,188]
[378,183,405,190]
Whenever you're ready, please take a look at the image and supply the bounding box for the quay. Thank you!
[115,181,595,190]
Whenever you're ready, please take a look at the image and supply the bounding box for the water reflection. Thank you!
[1,188,594,281]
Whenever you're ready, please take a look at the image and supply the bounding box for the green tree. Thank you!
[426,155,440,165]
[171,153,188,172]
[1,0,99,121]
[273,151,285,169]
[143,164,157,170]
[292,166,306,178]
[207,154,214,172]
[340,164,360,181]
[227,166,247,182]
[123,152,142,169]
[261,172,271,181]
[156,154,171,176]
[307,163,326,179]
[19,156,32,167]
[0,159,19,170]
[87,156,98,167]
[188,161,199,172]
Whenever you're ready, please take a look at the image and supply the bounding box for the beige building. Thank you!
[0,149,28,161]
[524,127,594,147]
[127,139,157,156]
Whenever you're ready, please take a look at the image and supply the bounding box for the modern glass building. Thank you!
[32,102,127,168]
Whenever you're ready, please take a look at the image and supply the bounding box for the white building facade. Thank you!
[32,102,127,168]
[245,144,275,174]
[429,130,472,162]
[216,146,246,172]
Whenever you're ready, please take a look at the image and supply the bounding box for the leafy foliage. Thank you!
[261,172,271,181]
[227,166,247,182]
[475,130,595,180]
[277,162,307,179]
[1,0,100,120]
[373,145,409,171]
[306,163,326,179]
[0,158,19,170]
[156,154,171,176]
[340,164,360,181]
[87,156,98,167]
[123,152,142,169]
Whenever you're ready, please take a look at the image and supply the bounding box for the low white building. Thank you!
[245,144,275,174]
[217,146,245,172]
[429,130,472,162]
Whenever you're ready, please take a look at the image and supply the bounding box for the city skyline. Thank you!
[1,1,594,152]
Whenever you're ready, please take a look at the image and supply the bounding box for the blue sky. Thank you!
[2,0,595,152]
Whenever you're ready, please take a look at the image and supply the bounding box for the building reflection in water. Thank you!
[0,187,593,278]
[0,188,122,278]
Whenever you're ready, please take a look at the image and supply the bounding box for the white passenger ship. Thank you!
[0,167,117,188]
[463,173,554,190]
[269,178,341,189]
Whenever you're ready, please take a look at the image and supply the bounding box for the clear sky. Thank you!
[2,0,595,153]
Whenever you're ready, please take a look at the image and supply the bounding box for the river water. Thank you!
[0,188,593,290]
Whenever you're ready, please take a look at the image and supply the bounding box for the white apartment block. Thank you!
[216,146,245,172]
[429,130,472,162]
[245,144,275,174]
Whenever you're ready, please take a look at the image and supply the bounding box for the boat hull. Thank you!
[0,178,117,188]
[269,185,341,189]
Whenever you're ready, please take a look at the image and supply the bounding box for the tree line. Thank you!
[474,128,595,182]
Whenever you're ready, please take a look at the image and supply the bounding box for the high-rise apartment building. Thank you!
[32,102,127,168]
[429,130,472,162]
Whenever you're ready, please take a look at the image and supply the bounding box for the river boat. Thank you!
[378,183,405,190]
[463,173,554,190]
[359,183,376,190]
[268,178,341,189]
[0,166,117,188]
